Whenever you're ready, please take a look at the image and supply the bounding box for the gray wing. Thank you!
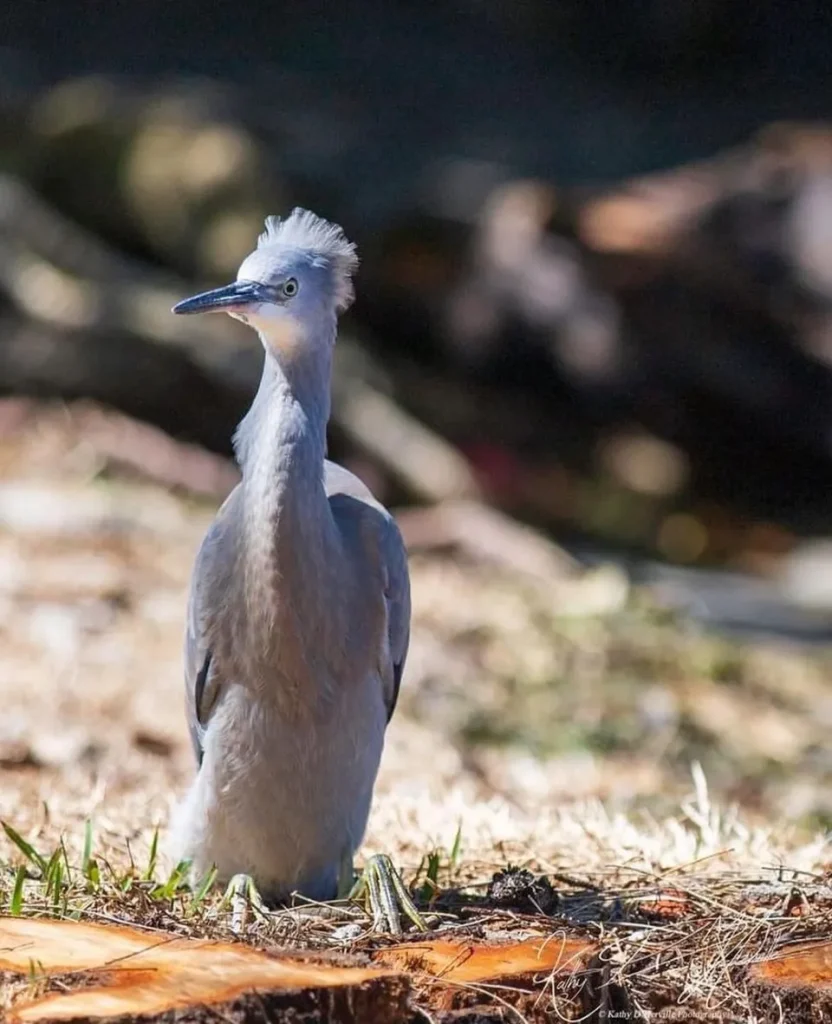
[381,517,410,721]
[184,486,240,765]
[325,462,410,722]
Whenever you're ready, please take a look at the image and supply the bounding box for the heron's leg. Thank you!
[350,853,427,934]
[337,846,356,899]
[222,872,267,933]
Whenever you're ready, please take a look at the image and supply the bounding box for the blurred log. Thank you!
[357,130,832,545]
[11,93,832,547]
[576,125,832,526]
[579,161,724,258]
[75,403,240,499]
[397,499,578,580]
[332,346,480,503]
[397,499,629,615]
[23,75,287,280]
[0,173,259,387]
[0,316,247,453]
[0,173,259,454]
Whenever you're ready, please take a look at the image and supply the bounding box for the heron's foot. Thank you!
[349,853,427,934]
[222,873,268,933]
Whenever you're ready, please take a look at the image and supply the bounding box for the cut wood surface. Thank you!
[372,933,593,984]
[748,940,832,1022]
[373,933,596,1015]
[6,907,832,1021]
[0,917,606,1024]
[0,917,407,1024]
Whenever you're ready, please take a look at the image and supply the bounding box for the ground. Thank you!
[1,400,832,1021]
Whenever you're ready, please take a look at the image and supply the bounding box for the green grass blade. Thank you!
[85,857,101,892]
[143,828,159,882]
[411,852,427,888]
[81,820,93,876]
[27,957,46,981]
[419,850,441,902]
[44,848,61,899]
[50,860,64,910]
[2,822,46,874]
[60,837,73,886]
[125,838,136,877]
[450,821,463,872]
[10,865,26,915]
[190,865,218,910]
[151,860,189,900]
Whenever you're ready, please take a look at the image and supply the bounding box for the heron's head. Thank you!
[172,209,358,359]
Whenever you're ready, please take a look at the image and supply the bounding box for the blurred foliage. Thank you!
[23,77,286,278]
[405,550,832,826]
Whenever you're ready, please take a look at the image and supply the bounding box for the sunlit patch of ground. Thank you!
[1,402,832,1020]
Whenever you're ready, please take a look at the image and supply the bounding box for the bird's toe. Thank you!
[223,872,268,933]
[351,853,427,934]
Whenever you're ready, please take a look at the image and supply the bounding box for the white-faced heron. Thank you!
[169,209,424,932]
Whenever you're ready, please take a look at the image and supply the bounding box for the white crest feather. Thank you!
[257,208,359,311]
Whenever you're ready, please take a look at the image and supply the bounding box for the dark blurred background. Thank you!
[6,2,832,831]
[4,1,832,601]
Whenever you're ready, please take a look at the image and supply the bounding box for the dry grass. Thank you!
[1,400,832,1020]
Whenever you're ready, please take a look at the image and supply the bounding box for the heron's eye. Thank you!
[281,277,299,299]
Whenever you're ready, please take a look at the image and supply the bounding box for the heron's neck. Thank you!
[238,341,332,465]
[234,335,334,612]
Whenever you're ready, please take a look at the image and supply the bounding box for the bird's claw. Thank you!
[222,873,267,933]
[350,853,427,934]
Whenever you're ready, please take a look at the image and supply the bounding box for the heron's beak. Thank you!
[172,280,268,315]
